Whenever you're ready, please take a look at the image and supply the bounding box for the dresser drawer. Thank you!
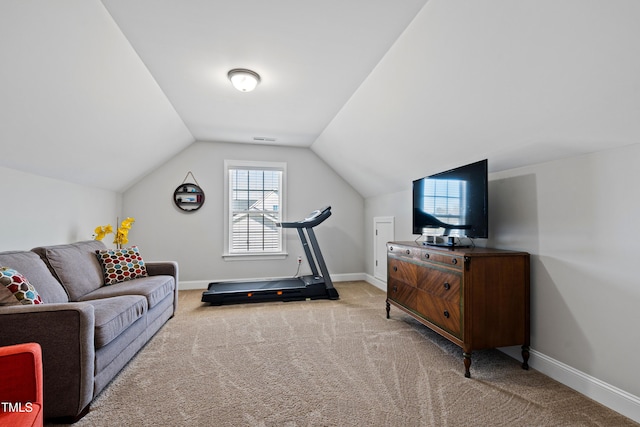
[388,278,417,311]
[388,258,417,285]
[420,250,464,270]
[417,268,461,301]
[387,244,415,259]
[416,292,462,337]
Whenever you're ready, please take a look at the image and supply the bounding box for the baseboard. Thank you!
[178,272,369,291]
[179,280,209,291]
[365,274,386,292]
[500,347,640,423]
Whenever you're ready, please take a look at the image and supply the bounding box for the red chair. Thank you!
[0,343,43,427]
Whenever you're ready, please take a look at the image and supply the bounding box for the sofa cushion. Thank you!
[95,246,148,285]
[85,295,148,349]
[32,240,107,301]
[78,275,175,310]
[0,267,44,305]
[0,251,69,303]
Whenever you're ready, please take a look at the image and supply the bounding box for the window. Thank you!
[224,160,286,259]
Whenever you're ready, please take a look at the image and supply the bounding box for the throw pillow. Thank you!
[0,267,44,305]
[95,246,148,285]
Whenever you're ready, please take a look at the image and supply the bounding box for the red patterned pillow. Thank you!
[95,246,148,285]
[0,267,44,305]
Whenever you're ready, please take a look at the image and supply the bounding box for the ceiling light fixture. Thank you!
[228,68,261,92]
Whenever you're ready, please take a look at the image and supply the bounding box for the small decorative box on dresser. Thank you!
[386,241,530,378]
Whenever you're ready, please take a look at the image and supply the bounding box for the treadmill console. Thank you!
[305,206,330,221]
[279,206,331,228]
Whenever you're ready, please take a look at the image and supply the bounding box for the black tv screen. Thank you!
[412,159,488,239]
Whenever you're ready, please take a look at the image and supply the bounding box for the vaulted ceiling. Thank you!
[2,1,640,197]
[101,0,428,147]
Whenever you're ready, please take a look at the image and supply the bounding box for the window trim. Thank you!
[222,160,287,260]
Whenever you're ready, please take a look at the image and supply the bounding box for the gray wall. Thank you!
[364,143,640,400]
[122,141,364,283]
[0,166,120,251]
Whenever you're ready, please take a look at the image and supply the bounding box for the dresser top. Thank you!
[388,241,529,257]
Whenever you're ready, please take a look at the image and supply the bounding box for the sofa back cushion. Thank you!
[32,240,107,301]
[0,251,69,304]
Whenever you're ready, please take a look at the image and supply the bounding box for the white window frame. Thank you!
[223,160,287,260]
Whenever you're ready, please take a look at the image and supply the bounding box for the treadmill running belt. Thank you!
[207,278,304,294]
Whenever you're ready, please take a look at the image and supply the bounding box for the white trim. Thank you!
[223,160,287,257]
[222,252,287,261]
[179,273,368,291]
[331,272,367,282]
[365,273,387,292]
[499,348,640,423]
[179,280,210,290]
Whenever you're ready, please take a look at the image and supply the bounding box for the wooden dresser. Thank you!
[386,241,530,377]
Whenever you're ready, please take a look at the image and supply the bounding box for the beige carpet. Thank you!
[49,281,637,426]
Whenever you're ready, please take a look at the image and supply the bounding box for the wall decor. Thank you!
[174,171,205,212]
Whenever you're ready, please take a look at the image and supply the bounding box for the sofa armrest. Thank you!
[146,261,179,313]
[0,303,95,420]
[146,261,178,281]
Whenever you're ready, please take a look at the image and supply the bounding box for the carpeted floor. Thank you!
[49,281,637,426]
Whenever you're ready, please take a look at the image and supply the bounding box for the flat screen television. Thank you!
[412,159,488,246]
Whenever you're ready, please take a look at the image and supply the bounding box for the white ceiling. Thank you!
[101,0,428,146]
[2,0,640,197]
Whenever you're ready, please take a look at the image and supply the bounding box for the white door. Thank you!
[373,217,394,281]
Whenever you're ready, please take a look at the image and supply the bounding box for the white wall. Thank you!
[364,144,640,416]
[0,0,194,193]
[122,141,364,283]
[0,166,120,251]
[488,144,640,399]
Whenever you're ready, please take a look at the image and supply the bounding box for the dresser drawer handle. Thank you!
[424,253,430,259]
[406,249,411,255]
[389,246,394,251]
[451,258,458,265]
[444,310,450,318]
[393,266,398,272]
[444,282,451,290]
[393,285,398,292]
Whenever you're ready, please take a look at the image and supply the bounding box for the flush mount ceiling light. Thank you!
[228,68,261,92]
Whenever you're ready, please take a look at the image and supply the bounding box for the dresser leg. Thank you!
[463,352,472,378]
[521,345,530,370]
[385,300,390,319]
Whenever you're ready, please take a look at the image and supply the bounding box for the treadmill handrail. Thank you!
[277,206,331,228]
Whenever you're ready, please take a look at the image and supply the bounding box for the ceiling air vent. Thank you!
[253,137,277,142]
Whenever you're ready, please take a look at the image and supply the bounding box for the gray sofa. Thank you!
[0,240,178,422]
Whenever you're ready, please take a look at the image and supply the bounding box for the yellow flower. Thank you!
[120,217,135,230]
[93,225,113,241]
[114,230,129,246]
[93,218,134,247]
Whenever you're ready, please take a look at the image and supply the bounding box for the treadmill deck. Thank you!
[202,276,336,305]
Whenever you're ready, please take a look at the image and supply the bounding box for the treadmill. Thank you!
[201,206,339,305]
